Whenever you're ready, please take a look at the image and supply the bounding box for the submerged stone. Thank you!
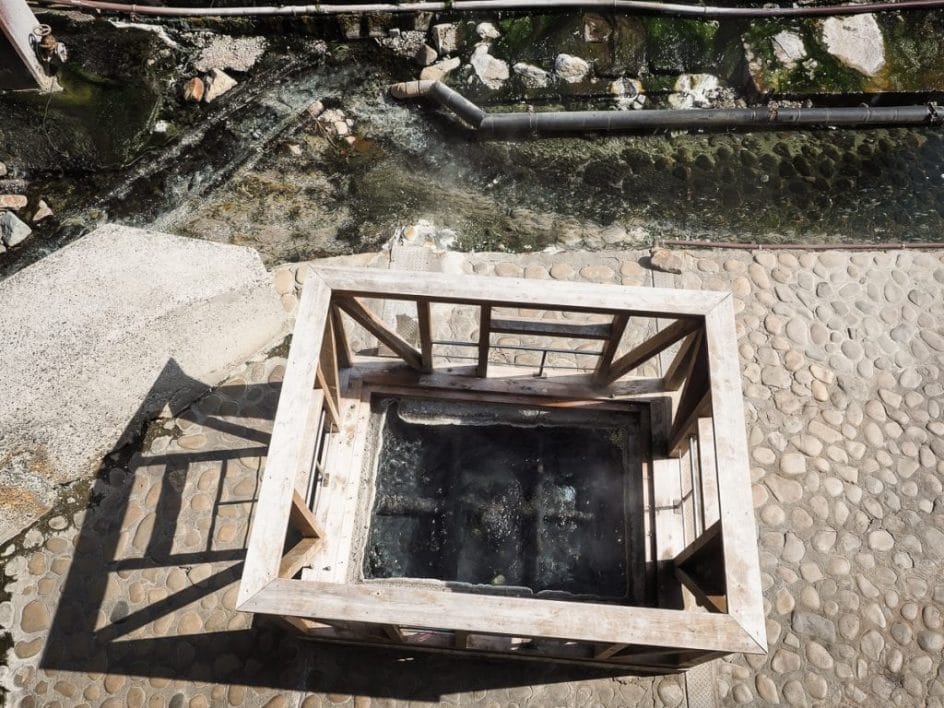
[772,31,807,69]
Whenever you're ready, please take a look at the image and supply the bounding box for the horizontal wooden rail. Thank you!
[490,317,611,340]
[242,578,765,654]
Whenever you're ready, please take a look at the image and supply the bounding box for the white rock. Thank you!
[203,68,237,103]
[470,44,509,89]
[771,30,807,68]
[821,15,886,77]
[513,62,549,88]
[0,211,31,247]
[554,53,590,83]
[668,73,720,109]
[32,200,53,223]
[0,162,7,177]
[414,44,438,66]
[430,23,459,54]
[419,56,461,81]
[476,22,500,40]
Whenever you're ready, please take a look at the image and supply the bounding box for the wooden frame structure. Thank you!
[237,267,766,671]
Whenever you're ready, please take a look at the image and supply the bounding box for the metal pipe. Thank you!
[659,239,944,251]
[390,80,944,136]
[30,0,944,19]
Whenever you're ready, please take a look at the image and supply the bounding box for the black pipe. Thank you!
[390,81,944,137]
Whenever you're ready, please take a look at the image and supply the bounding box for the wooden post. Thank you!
[417,299,434,373]
[593,313,629,385]
[477,305,491,378]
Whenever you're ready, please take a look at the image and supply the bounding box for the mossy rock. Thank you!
[644,18,719,74]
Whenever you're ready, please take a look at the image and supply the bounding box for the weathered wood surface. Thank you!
[490,317,611,340]
[243,578,764,654]
[316,267,726,317]
[238,273,331,606]
[335,296,424,371]
[704,297,767,652]
[601,318,701,385]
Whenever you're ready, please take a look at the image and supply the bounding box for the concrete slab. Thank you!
[0,224,288,542]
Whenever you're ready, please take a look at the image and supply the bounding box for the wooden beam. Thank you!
[243,578,765,655]
[593,313,629,384]
[279,537,321,579]
[674,520,721,567]
[330,306,352,369]
[355,362,665,403]
[290,490,324,539]
[315,266,726,317]
[704,296,767,652]
[238,273,332,606]
[416,299,433,373]
[490,317,611,340]
[315,367,342,431]
[594,643,628,660]
[662,330,702,391]
[317,314,342,429]
[668,391,711,458]
[335,296,423,371]
[668,334,711,456]
[600,318,701,385]
[696,417,720,527]
[477,305,491,378]
[675,567,726,614]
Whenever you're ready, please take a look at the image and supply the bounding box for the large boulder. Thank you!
[0,224,289,542]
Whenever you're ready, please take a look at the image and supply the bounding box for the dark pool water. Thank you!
[364,401,644,600]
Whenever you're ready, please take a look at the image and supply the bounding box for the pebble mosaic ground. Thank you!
[2,246,944,706]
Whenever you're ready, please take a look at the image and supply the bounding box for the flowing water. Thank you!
[2,22,944,278]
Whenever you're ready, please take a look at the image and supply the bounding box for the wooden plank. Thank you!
[238,273,332,606]
[291,490,325,539]
[697,417,720,528]
[279,537,321,579]
[674,520,722,568]
[315,267,725,317]
[315,367,342,431]
[594,643,628,660]
[382,624,405,642]
[454,631,470,649]
[416,299,433,373]
[704,297,767,652]
[490,317,611,340]
[676,567,725,614]
[294,389,325,496]
[663,330,702,391]
[354,362,665,403]
[668,390,711,458]
[318,314,343,428]
[335,296,423,371]
[243,578,764,654]
[593,312,629,384]
[477,305,491,378]
[304,381,371,584]
[600,318,701,385]
[669,335,712,456]
[679,440,695,547]
[653,458,685,564]
[331,306,353,369]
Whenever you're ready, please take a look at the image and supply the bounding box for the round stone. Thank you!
[20,600,50,633]
[868,530,895,552]
[549,263,575,280]
[916,630,944,652]
[657,681,684,706]
[806,641,834,670]
[780,453,807,476]
[861,629,885,660]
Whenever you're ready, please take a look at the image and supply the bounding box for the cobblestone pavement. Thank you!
[2,247,944,706]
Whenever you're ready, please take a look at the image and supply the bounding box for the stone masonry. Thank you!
[1,246,943,706]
